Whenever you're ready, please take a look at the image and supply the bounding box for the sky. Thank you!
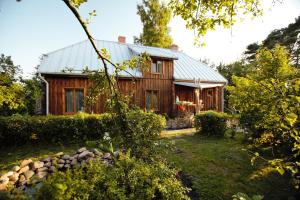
[0,0,300,78]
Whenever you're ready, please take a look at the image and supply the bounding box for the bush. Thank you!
[35,154,189,200]
[0,110,165,148]
[194,111,229,137]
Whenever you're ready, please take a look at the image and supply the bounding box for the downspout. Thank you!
[38,73,49,115]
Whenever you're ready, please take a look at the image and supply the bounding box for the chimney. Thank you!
[118,36,126,44]
[170,44,179,51]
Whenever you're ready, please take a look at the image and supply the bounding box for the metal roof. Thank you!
[128,45,178,59]
[38,40,227,83]
[174,81,224,89]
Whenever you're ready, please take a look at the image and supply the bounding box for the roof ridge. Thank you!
[44,40,88,56]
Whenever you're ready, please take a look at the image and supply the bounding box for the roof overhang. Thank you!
[174,81,224,89]
[128,46,178,60]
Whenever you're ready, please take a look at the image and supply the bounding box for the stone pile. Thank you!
[0,147,112,191]
[166,115,194,129]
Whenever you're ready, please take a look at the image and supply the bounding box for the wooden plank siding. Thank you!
[44,59,174,115]
[44,58,224,115]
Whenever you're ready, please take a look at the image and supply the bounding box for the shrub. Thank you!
[0,110,165,148]
[194,110,229,137]
[35,154,189,200]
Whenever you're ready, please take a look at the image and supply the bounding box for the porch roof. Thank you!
[174,81,224,89]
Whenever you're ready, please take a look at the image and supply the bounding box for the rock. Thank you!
[77,147,87,153]
[58,164,64,169]
[8,173,19,182]
[86,157,94,163]
[73,154,79,159]
[93,148,103,156]
[18,166,29,174]
[12,166,20,172]
[42,157,51,162]
[20,159,33,168]
[65,160,70,164]
[62,154,70,160]
[78,150,91,159]
[58,159,65,164]
[64,164,70,168]
[37,167,48,172]
[19,175,26,183]
[1,171,13,179]
[0,183,7,190]
[0,177,9,185]
[44,162,52,168]
[48,166,56,173]
[23,170,34,180]
[103,153,111,160]
[54,152,64,157]
[31,161,44,171]
[70,159,78,166]
[36,171,48,179]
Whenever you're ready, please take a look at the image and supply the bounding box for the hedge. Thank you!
[194,110,230,137]
[0,110,165,147]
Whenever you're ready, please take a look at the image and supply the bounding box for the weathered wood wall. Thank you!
[44,59,174,115]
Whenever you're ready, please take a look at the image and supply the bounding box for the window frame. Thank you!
[145,89,160,111]
[63,87,85,115]
[150,58,164,74]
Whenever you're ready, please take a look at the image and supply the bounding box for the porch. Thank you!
[173,81,225,114]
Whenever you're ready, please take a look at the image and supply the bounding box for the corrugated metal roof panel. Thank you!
[39,40,142,77]
[174,81,224,88]
[38,40,227,83]
[128,45,178,59]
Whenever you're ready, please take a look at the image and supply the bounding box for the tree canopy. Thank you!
[134,0,173,48]
[244,16,300,66]
[228,45,300,187]
[169,0,264,45]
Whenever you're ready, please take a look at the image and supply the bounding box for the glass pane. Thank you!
[76,89,84,112]
[157,61,163,73]
[152,91,158,110]
[151,62,157,73]
[146,91,151,110]
[65,89,74,113]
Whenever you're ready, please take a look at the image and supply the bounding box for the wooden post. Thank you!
[194,88,200,113]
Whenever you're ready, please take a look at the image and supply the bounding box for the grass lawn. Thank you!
[161,132,298,200]
[0,130,298,200]
[0,143,84,174]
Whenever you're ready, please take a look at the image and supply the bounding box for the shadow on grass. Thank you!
[161,134,299,200]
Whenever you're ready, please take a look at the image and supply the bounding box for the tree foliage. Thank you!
[0,54,42,116]
[0,54,25,115]
[135,0,173,48]
[228,45,300,187]
[169,0,264,45]
[244,16,300,67]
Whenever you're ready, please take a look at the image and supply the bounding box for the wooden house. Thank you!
[38,37,227,116]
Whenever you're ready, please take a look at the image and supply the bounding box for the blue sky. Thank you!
[1,0,300,77]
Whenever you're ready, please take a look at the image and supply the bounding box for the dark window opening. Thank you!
[65,88,84,113]
[151,59,163,73]
[145,90,159,111]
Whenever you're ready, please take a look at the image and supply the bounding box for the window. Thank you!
[65,88,84,113]
[151,59,163,73]
[145,90,159,111]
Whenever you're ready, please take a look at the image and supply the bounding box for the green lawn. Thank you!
[0,143,83,173]
[161,134,298,200]
[0,131,298,200]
